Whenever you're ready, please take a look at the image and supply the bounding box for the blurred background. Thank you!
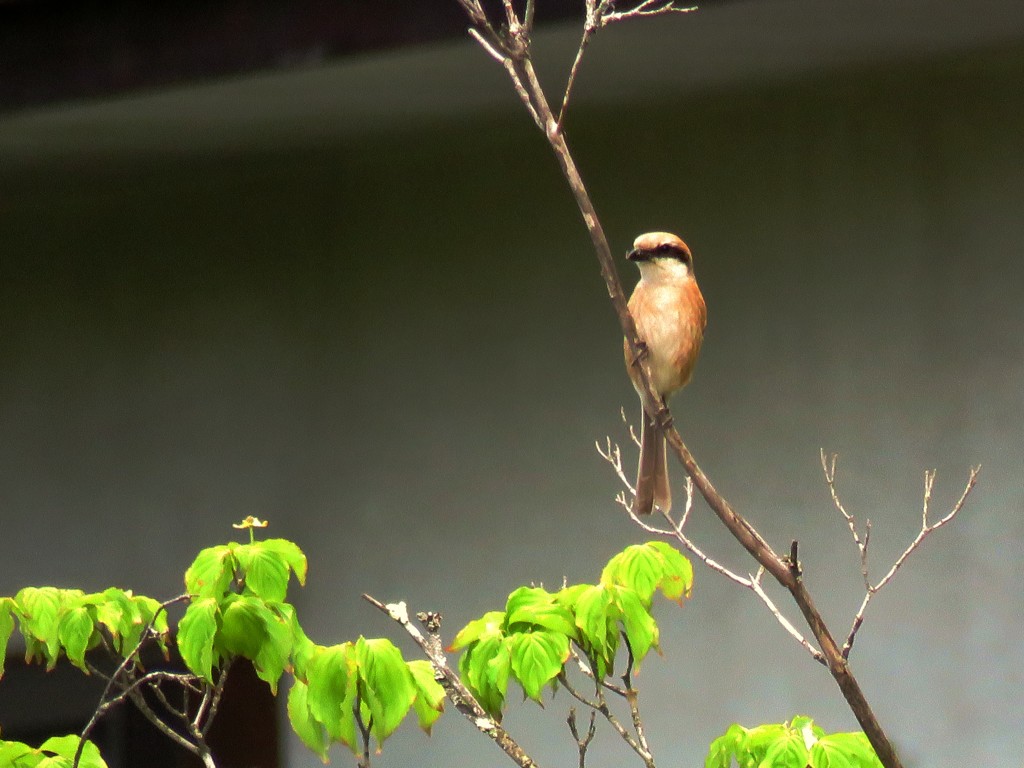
[1,0,1023,766]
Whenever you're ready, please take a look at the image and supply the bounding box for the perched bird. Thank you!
[623,232,707,515]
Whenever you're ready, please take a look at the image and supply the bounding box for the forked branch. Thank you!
[822,450,981,657]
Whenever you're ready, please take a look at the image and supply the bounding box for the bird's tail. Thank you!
[634,412,671,515]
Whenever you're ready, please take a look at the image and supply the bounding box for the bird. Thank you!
[623,231,707,515]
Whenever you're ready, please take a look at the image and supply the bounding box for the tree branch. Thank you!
[362,594,540,768]
[454,4,931,767]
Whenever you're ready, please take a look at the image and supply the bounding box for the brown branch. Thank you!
[453,4,982,768]
[823,452,981,657]
[566,708,597,768]
[362,594,539,768]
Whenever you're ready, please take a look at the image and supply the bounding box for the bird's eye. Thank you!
[656,243,673,254]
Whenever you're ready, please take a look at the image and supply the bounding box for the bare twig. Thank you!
[566,708,597,768]
[823,452,981,657]
[354,693,373,768]
[363,594,540,768]
[558,670,653,767]
[601,0,697,26]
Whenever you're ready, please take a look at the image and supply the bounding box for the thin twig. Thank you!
[566,708,597,768]
[825,455,981,657]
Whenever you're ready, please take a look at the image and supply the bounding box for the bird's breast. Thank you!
[625,279,706,398]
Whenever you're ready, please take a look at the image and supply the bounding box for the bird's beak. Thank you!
[626,248,645,262]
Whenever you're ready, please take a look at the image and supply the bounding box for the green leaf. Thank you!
[572,584,618,677]
[178,597,220,682]
[811,733,881,768]
[258,538,308,586]
[759,729,809,768]
[254,603,294,693]
[407,659,445,733]
[449,610,505,651]
[0,739,39,766]
[602,542,694,605]
[57,606,96,672]
[90,588,135,654]
[38,735,107,768]
[460,635,510,720]
[504,587,577,637]
[217,594,266,659]
[235,543,290,603]
[744,723,788,764]
[306,643,358,749]
[646,541,695,602]
[0,597,16,678]
[287,679,329,762]
[130,595,169,656]
[276,602,316,681]
[509,631,569,701]
[612,586,658,665]
[15,587,64,667]
[184,545,236,598]
[706,723,748,768]
[356,637,417,746]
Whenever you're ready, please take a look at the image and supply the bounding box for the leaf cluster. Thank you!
[449,541,693,719]
[0,587,168,675]
[706,717,883,768]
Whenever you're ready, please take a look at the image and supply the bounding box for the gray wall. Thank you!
[2,5,1023,768]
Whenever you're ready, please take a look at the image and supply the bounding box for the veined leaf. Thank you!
[612,586,658,665]
[235,543,289,603]
[504,587,576,637]
[646,541,694,602]
[57,606,96,672]
[407,659,445,733]
[811,732,881,768]
[306,643,358,749]
[509,631,569,701]
[15,587,64,668]
[449,611,505,651]
[356,637,417,746]
[184,546,236,598]
[217,594,266,660]
[38,734,108,768]
[760,729,810,768]
[287,679,329,762]
[460,635,510,720]
[178,597,220,682]
[705,723,748,768]
[258,539,308,586]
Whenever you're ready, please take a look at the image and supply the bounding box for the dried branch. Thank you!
[823,451,981,657]
[362,594,540,768]
[566,708,597,768]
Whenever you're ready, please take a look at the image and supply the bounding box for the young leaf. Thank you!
[0,597,16,678]
[0,739,37,765]
[407,659,445,733]
[761,729,811,768]
[504,587,576,637]
[509,631,570,701]
[646,540,694,602]
[449,610,505,651]
[90,588,135,654]
[705,723,748,768]
[184,545,236,598]
[306,643,358,749]
[254,603,294,694]
[572,584,618,677]
[15,587,64,667]
[177,597,220,682]
[743,722,788,764]
[217,594,266,660]
[612,585,658,664]
[287,679,329,763]
[460,635,510,720]
[57,605,96,672]
[258,538,308,586]
[811,732,881,768]
[356,637,417,746]
[38,734,108,768]
[131,595,169,656]
[235,543,290,603]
